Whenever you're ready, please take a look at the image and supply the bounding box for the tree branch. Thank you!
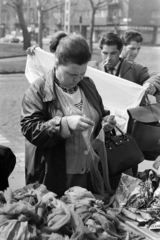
[97,0,110,8]
[4,2,16,9]
[43,3,63,12]
[42,0,48,8]
[89,0,111,10]
[88,0,94,8]
[13,0,21,7]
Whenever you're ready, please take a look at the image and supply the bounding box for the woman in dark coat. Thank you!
[21,34,116,196]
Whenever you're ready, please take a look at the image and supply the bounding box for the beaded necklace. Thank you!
[54,73,78,94]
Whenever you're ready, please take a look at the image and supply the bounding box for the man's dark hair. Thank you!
[55,34,92,65]
[99,32,123,51]
[122,30,143,46]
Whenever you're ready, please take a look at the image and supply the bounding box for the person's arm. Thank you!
[21,81,95,148]
[21,85,66,149]
[26,45,39,55]
[133,63,160,95]
[133,64,150,85]
[145,72,160,91]
[146,72,160,102]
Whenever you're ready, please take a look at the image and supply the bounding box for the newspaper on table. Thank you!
[25,47,146,132]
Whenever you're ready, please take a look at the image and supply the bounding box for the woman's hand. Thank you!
[26,45,38,56]
[67,115,95,133]
[102,115,116,132]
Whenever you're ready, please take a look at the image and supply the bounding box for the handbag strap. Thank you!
[101,129,115,195]
[114,125,125,135]
[145,94,160,123]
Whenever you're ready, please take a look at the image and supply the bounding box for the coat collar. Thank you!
[42,69,56,102]
[99,59,133,77]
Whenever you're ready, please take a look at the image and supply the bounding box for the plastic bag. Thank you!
[0,220,37,240]
[25,47,55,83]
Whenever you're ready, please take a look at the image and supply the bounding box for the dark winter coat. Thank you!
[21,69,109,196]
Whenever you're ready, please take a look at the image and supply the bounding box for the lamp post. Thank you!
[64,0,70,33]
[79,15,82,35]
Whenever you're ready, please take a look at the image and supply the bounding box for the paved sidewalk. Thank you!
[9,152,25,190]
[0,73,29,190]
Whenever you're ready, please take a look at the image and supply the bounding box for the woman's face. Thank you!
[55,62,87,88]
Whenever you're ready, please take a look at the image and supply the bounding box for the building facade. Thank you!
[68,0,160,44]
[0,0,160,45]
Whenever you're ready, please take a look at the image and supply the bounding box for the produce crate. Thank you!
[118,214,160,240]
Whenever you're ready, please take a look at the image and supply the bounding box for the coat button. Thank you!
[84,150,88,155]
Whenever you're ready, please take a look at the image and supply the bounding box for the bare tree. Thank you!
[36,0,64,48]
[4,0,31,50]
[88,0,112,52]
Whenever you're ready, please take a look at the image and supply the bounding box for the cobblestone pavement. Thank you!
[0,73,29,190]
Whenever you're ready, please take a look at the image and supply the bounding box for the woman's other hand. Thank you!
[67,115,95,133]
[26,45,38,56]
[102,115,116,132]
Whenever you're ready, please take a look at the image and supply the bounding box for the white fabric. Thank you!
[25,47,56,82]
[25,47,145,132]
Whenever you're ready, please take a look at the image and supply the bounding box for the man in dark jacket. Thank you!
[89,32,160,98]
[89,32,160,175]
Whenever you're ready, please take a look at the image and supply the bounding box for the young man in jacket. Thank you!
[89,32,160,97]
[89,32,160,175]
[121,30,143,63]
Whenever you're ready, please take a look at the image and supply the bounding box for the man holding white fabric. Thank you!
[89,32,160,100]
[89,32,160,175]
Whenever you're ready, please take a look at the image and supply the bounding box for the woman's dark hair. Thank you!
[99,32,123,51]
[49,31,68,53]
[122,30,143,46]
[55,34,92,65]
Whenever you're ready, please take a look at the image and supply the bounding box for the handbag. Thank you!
[127,96,160,160]
[105,126,144,176]
[92,127,144,195]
